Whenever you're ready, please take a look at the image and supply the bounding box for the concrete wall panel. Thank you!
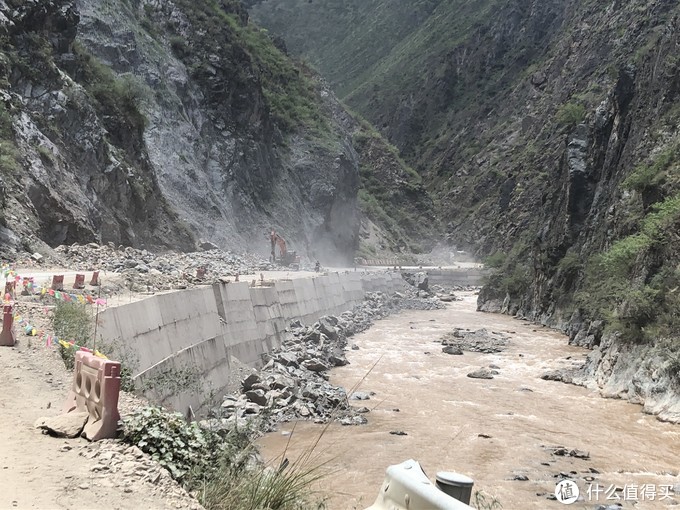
[99,271,406,413]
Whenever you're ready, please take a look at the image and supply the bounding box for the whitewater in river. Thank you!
[259,292,679,509]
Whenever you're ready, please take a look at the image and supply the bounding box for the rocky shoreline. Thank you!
[477,292,680,424]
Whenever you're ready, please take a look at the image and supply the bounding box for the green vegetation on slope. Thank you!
[149,0,328,136]
[352,119,438,253]
[250,0,441,99]
[577,145,680,342]
[123,406,324,510]
[0,101,19,180]
[71,42,149,157]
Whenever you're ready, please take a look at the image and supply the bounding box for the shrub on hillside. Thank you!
[122,406,325,509]
[556,102,585,127]
[53,302,92,370]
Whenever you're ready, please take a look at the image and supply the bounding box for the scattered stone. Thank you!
[467,368,495,380]
[301,359,329,372]
[541,370,565,381]
[478,433,492,439]
[276,352,298,367]
[402,271,429,291]
[339,416,368,426]
[545,446,590,459]
[441,328,510,353]
[35,412,88,438]
[328,354,349,367]
[244,402,262,414]
[389,430,408,436]
[351,392,371,400]
[241,373,261,391]
[511,475,529,481]
[198,240,219,251]
[442,346,463,355]
[245,390,267,406]
[54,243,275,293]
[351,344,359,350]
[438,295,458,302]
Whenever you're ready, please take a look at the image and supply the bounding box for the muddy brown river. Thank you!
[259,293,679,509]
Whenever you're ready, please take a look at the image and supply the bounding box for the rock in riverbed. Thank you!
[467,368,495,380]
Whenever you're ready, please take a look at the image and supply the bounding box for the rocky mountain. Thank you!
[251,0,680,420]
[0,0,435,263]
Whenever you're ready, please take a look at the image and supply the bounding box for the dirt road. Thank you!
[0,341,200,509]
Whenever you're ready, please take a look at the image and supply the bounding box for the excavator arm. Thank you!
[269,230,299,269]
[270,231,287,257]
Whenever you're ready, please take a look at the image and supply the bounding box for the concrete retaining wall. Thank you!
[423,269,488,287]
[97,271,406,414]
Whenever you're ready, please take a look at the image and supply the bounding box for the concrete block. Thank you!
[99,270,408,414]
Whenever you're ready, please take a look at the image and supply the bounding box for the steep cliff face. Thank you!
[0,0,194,253]
[250,0,680,420]
[74,0,366,262]
[0,0,399,263]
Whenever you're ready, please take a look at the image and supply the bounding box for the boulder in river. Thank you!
[467,368,495,380]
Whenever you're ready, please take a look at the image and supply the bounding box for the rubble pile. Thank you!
[212,290,445,428]
[440,328,510,354]
[54,242,275,292]
[400,271,463,303]
[430,284,464,302]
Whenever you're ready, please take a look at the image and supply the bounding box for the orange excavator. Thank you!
[270,230,301,269]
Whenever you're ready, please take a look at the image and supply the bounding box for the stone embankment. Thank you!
[209,288,446,429]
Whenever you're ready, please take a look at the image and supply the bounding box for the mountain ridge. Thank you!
[250,0,680,420]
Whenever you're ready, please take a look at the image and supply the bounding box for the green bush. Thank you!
[169,36,189,58]
[0,102,13,139]
[623,146,676,192]
[122,406,239,483]
[71,43,148,149]
[53,302,92,370]
[483,252,506,269]
[0,102,19,177]
[577,192,680,341]
[123,406,324,509]
[556,102,586,127]
[0,140,19,177]
[53,301,92,344]
[169,0,327,135]
[500,265,531,296]
[53,302,93,370]
[557,251,581,273]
